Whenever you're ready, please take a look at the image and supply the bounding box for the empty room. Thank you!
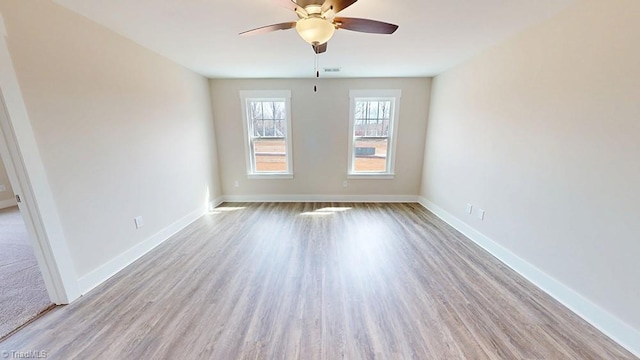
[0,0,638,359]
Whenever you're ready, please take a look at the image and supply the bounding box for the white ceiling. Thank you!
[53,0,575,78]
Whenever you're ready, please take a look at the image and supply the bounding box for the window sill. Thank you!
[247,173,294,180]
[347,173,395,180]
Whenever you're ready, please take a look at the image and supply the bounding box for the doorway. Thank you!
[0,93,56,340]
[0,184,52,339]
[0,19,80,316]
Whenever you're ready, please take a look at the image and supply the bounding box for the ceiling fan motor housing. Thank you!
[296,17,335,44]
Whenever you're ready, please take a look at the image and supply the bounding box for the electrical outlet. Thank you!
[466,203,473,214]
[234,180,240,188]
[477,209,485,221]
[342,180,348,188]
[134,216,144,229]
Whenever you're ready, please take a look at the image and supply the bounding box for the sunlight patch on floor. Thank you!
[300,207,352,216]
[208,207,246,215]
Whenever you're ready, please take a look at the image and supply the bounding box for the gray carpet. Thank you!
[0,206,52,339]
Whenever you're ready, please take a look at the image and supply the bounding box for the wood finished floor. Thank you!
[0,203,635,359]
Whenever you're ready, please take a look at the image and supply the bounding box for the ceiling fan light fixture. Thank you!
[295,17,335,45]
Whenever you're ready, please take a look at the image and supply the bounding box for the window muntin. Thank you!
[348,90,401,177]
[240,91,293,177]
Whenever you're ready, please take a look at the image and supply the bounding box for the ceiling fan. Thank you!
[239,0,399,54]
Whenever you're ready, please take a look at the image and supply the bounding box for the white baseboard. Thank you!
[417,197,640,358]
[77,206,205,295]
[220,194,419,203]
[0,197,17,209]
[209,196,224,210]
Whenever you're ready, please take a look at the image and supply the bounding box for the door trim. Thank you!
[0,13,79,304]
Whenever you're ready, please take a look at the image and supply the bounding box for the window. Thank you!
[239,90,293,178]
[348,89,401,178]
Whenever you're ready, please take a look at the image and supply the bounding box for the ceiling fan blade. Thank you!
[312,42,328,54]
[239,22,297,36]
[322,0,358,14]
[334,17,398,34]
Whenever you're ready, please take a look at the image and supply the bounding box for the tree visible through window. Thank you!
[240,90,293,177]
[249,100,287,172]
[353,100,392,172]
[348,89,401,177]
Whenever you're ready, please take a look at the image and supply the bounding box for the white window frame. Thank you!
[239,90,293,179]
[347,89,401,179]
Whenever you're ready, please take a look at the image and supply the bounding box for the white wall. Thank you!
[211,78,430,200]
[421,0,640,351]
[0,0,221,281]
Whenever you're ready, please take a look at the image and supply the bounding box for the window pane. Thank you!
[381,101,391,119]
[275,120,286,137]
[250,101,263,120]
[252,119,263,137]
[273,102,285,119]
[264,119,275,137]
[254,138,287,172]
[354,138,387,172]
[250,100,287,141]
[354,100,393,138]
[354,119,365,136]
[367,101,378,119]
[263,102,274,119]
[355,101,365,120]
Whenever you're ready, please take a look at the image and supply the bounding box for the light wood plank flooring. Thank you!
[0,203,635,359]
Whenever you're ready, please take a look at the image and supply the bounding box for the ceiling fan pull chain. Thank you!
[314,51,319,92]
